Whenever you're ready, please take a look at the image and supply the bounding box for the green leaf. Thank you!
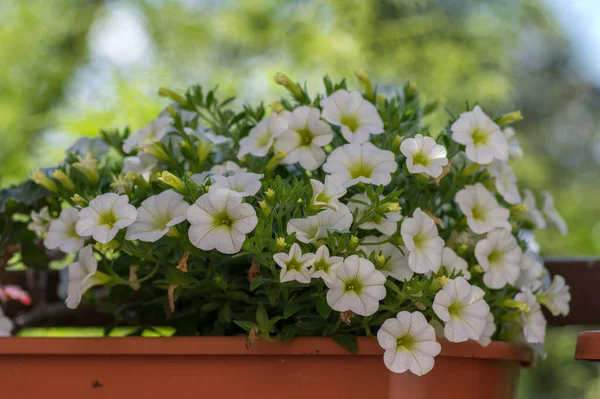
[279,325,298,343]
[218,304,232,323]
[201,302,221,312]
[333,333,358,354]
[283,303,304,318]
[316,296,331,319]
[20,241,49,270]
[233,320,258,332]
[0,179,51,212]
[385,280,402,295]
[268,316,285,329]
[228,291,249,301]
[250,278,268,291]
[256,303,269,331]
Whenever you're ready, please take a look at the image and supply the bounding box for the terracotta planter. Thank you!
[575,330,600,361]
[0,336,532,398]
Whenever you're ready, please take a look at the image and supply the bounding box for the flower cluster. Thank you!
[14,73,570,375]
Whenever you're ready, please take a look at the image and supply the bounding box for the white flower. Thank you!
[272,107,333,170]
[400,134,448,178]
[123,153,158,179]
[287,204,352,244]
[478,313,496,347]
[377,311,441,375]
[522,189,546,229]
[44,208,85,253]
[273,243,314,283]
[503,127,523,159]
[451,105,509,164]
[515,252,544,290]
[323,142,397,187]
[184,127,232,146]
[210,161,246,176]
[400,208,444,274]
[321,89,384,144]
[538,275,570,317]
[187,189,258,254]
[488,161,521,205]
[28,206,52,238]
[76,194,137,244]
[122,116,172,153]
[432,277,490,342]
[515,289,546,344]
[190,172,212,186]
[308,245,343,285]
[209,172,263,197]
[358,236,413,281]
[326,255,386,316]
[441,247,470,279]
[347,193,402,236]
[455,183,511,234]
[475,229,522,289]
[0,308,13,337]
[541,191,567,235]
[126,190,189,242]
[238,113,288,159]
[310,175,347,211]
[66,245,110,309]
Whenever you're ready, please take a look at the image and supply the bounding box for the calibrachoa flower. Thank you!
[310,176,347,212]
[455,183,511,234]
[377,311,441,375]
[309,245,343,285]
[76,194,137,244]
[210,161,246,176]
[273,243,314,283]
[347,193,402,236]
[321,89,384,144]
[323,142,397,187]
[286,204,352,244]
[44,208,85,254]
[122,116,172,153]
[541,191,568,235]
[209,172,263,197]
[326,255,386,316]
[400,134,448,178]
[123,153,158,179]
[450,105,509,164]
[126,190,189,242]
[184,126,232,146]
[238,113,288,158]
[515,252,544,290]
[273,106,333,170]
[515,289,547,344]
[441,247,470,279]
[537,275,571,317]
[358,236,413,281]
[27,206,52,238]
[66,245,111,309]
[488,161,521,205]
[503,127,523,159]
[522,189,546,229]
[187,189,258,254]
[432,277,490,342]
[400,208,444,274]
[475,229,522,289]
[478,313,496,347]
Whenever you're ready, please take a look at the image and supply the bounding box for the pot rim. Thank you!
[575,330,600,361]
[0,336,533,364]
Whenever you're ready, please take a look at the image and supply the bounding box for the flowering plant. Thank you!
[0,71,570,375]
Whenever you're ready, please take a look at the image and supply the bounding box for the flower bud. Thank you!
[510,204,528,213]
[502,299,531,313]
[258,200,270,217]
[158,87,188,106]
[423,97,445,115]
[275,237,287,251]
[392,135,403,152]
[373,254,387,269]
[271,101,285,113]
[471,264,484,274]
[462,163,482,176]
[52,169,75,192]
[273,72,305,101]
[142,142,170,162]
[265,188,276,201]
[431,276,449,291]
[30,169,58,192]
[496,111,523,125]
[378,202,401,214]
[158,171,187,193]
[70,193,88,208]
[265,151,287,174]
[348,235,360,251]
[355,68,374,100]
[72,153,99,184]
[95,241,121,251]
[197,138,213,167]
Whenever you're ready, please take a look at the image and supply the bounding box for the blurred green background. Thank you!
[1,0,599,397]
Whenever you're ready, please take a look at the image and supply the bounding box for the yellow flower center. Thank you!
[297,129,314,146]
[471,128,490,147]
[343,277,364,295]
[448,302,464,318]
[471,204,486,221]
[412,150,431,166]
[313,258,330,273]
[488,249,503,266]
[396,334,417,351]
[99,211,117,228]
[340,115,359,132]
[286,257,304,272]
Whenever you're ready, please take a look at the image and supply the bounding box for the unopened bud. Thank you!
[275,237,287,251]
[348,236,360,251]
[95,240,121,251]
[273,72,305,101]
[431,276,449,291]
[157,171,187,193]
[510,204,528,213]
[197,138,213,167]
[142,142,170,162]
[355,68,374,100]
[258,200,270,216]
[265,151,287,174]
[52,169,75,192]
[463,163,482,176]
[496,111,523,126]
[158,87,188,105]
[271,101,285,113]
[392,135,403,152]
[265,188,276,201]
[502,299,531,313]
[30,169,58,193]
[72,153,99,184]
[71,194,88,208]
[472,264,484,274]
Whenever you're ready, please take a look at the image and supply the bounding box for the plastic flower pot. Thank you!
[0,336,532,398]
[575,330,600,361]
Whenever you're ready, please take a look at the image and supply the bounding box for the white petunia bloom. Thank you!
[44,208,85,254]
[28,206,52,238]
[488,161,521,205]
[308,245,343,285]
[478,313,496,347]
[377,311,441,376]
[400,208,444,274]
[66,245,110,309]
[187,189,258,254]
[326,255,386,316]
[358,236,413,281]
[450,105,509,164]
[503,127,523,159]
[475,229,522,289]
[126,190,189,242]
[238,113,288,159]
[210,161,247,177]
[76,194,137,244]
[537,275,570,317]
[209,172,263,197]
[123,153,158,179]
[287,204,353,244]
[400,134,448,178]
[522,189,546,229]
[455,183,511,234]
[0,307,13,337]
[184,127,232,146]
[347,193,402,236]
[515,289,546,344]
[273,106,333,170]
[190,172,212,187]
[310,176,347,212]
[323,142,397,188]
[515,252,544,290]
[433,277,490,342]
[441,247,471,280]
[321,89,384,144]
[541,191,568,235]
[273,243,314,283]
[122,116,172,154]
